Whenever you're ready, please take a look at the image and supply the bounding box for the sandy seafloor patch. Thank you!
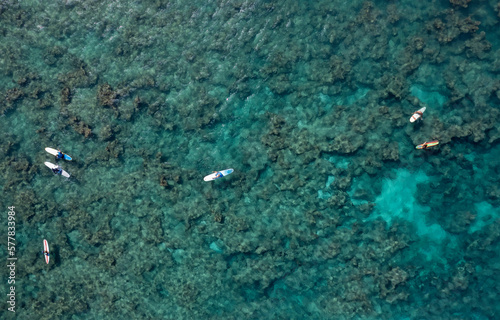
[1,0,499,319]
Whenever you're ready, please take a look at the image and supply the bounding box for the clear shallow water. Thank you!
[1,0,499,319]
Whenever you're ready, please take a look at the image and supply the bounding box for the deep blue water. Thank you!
[1,0,499,319]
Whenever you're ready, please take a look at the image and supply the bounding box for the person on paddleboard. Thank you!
[42,250,50,256]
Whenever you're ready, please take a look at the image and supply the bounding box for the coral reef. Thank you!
[0,0,499,319]
[68,116,92,138]
[450,0,471,8]
[97,83,119,108]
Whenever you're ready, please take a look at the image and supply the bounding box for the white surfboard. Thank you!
[45,147,60,156]
[204,169,234,181]
[44,162,70,178]
[410,107,426,123]
[43,239,50,264]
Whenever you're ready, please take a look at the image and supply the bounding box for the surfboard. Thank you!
[204,169,234,181]
[416,140,439,149]
[44,162,70,178]
[410,107,426,123]
[43,239,50,264]
[45,147,72,161]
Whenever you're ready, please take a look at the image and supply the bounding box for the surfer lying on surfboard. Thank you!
[213,171,223,179]
[43,239,50,264]
[45,162,71,178]
[204,169,234,181]
[45,147,72,160]
[410,107,426,122]
[51,166,63,175]
[56,150,66,159]
[416,140,439,149]
[413,110,423,120]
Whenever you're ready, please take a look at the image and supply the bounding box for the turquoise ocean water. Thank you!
[1,0,499,319]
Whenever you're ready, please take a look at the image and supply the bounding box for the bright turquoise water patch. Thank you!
[470,201,500,233]
[317,175,335,199]
[410,85,447,107]
[347,175,369,206]
[209,240,224,253]
[319,87,370,107]
[464,152,476,162]
[317,190,331,200]
[325,175,335,188]
[366,169,448,242]
[328,155,350,169]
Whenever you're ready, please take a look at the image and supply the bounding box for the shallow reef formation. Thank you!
[0,0,499,319]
